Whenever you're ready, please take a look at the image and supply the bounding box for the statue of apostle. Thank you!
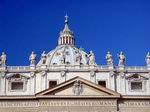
[29,51,36,65]
[41,51,47,64]
[1,52,7,66]
[118,51,126,66]
[88,51,95,65]
[75,50,82,65]
[145,52,150,66]
[106,51,113,65]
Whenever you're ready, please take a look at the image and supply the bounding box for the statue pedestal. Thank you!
[60,65,66,69]
[30,65,36,70]
[0,65,6,71]
[108,65,114,70]
[118,65,125,70]
[147,65,150,70]
[89,65,95,69]
[74,65,80,69]
[40,65,47,69]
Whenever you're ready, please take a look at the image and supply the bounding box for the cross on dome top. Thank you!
[65,14,68,24]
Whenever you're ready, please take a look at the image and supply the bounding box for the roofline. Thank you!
[1,95,150,100]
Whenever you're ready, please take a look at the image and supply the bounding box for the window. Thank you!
[131,82,142,90]
[49,81,57,88]
[13,74,21,78]
[11,82,23,90]
[7,74,28,92]
[98,81,106,87]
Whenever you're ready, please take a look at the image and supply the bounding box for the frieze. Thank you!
[39,100,116,107]
[0,101,38,108]
[0,100,117,108]
[119,101,150,107]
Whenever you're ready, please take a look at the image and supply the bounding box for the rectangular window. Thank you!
[49,81,57,88]
[11,82,23,90]
[98,81,106,87]
[131,82,142,90]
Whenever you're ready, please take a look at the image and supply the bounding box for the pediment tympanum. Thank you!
[6,73,30,79]
[36,77,120,98]
[126,73,149,80]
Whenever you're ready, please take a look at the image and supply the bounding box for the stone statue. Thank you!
[61,52,66,64]
[105,51,113,65]
[41,51,47,64]
[75,50,82,65]
[73,80,83,95]
[118,51,126,66]
[145,52,150,66]
[88,51,95,65]
[1,52,6,66]
[29,51,36,65]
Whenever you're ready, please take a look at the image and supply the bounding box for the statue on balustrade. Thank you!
[106,51,113,66]
[88,51,95,65]
[0,52,7,66]
[145,52,150,66]
[75,50,82,65]
[41,51,47,65]
[29,51,36,65]
[118,51,126,66]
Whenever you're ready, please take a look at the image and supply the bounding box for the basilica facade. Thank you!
[0,16,150,112]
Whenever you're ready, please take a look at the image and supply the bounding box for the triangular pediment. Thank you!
[6,73,30,79]
[36,77,120,98]
[126,73,149,80]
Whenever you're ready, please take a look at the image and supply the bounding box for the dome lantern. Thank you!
[58,15,75,46]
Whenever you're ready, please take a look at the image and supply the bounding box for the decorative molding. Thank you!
[120,72,125,78]
[61,71,66,77]
[30,72,35,77]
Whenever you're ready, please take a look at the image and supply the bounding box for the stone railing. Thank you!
[6,66,30,71]
[125,66,147,71]
[0,65,149,72]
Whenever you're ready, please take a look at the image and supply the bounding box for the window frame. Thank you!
[128,80,146,92]
[48,79,58,89]
[97,80,107,88]
[8,74,28,92]
[10,81,24,91]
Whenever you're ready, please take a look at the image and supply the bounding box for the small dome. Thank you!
[37,45,89,66]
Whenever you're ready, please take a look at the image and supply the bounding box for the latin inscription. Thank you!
[119,101,150,107]
[0,100,117,108]
[0,101,38,108]
[39,100,116,107]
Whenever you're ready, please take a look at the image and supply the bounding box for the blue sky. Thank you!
[0,0,150,66]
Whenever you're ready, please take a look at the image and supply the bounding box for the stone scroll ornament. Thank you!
[73,80,83,95]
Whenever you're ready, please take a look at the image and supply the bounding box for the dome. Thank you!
[37,15,96,66]
[37,45,89,66]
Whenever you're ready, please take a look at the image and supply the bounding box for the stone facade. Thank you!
[0,16,150,112]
